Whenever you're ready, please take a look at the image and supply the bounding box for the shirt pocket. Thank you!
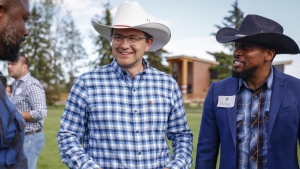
[144,96,170,129]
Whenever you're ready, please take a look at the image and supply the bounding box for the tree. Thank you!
[22,0,86,105]
[22,0,58,105]
[208,51,232,80]
[145,48,171,73]
[89,2,113,69]
[212,0,244,52]
[60,12,87,91]
[209,0,244,81]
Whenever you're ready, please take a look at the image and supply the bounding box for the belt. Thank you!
[25,128,42,135]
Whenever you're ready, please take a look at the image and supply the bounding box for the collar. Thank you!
[238,66,274,92]
[16,72,30,83]
[111,58,149,79]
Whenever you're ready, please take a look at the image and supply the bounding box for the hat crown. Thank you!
[91,1,171,51]
[113,1,151,27]
[238,14,283,35]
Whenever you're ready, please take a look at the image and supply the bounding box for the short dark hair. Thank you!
[19,52,29,67]
[143,32,153,39]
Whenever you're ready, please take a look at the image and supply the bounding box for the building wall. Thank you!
[168,56,289,106]
[192,61,212,98]
[187,62,193,93]
[176,62,183,88]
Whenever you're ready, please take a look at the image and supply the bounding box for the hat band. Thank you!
[113,25,132,28]
[235,34,246,37]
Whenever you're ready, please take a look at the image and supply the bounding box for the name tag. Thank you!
[217,95,235,108]
[15,88,22,95]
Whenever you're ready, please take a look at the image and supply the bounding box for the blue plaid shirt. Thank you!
[57,59,193,169]
[236,67,273,169]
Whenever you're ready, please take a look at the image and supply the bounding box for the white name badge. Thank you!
[217,95,236,108]
[15,88,22,95]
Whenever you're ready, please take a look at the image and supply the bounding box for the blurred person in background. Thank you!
[8,53,47,169]
[6,85,12,97]
[0,72,7,87]
[0,73,12,97]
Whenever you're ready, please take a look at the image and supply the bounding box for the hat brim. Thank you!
[92,21,171,51]
[216,27,300,54]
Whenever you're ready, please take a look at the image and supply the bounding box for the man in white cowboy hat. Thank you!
[57,1,193,169]
[196,14,300,169]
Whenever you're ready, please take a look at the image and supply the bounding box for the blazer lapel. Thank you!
[268,69,287,142]
[226,78,239,147]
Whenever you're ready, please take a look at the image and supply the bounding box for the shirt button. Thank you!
[133,89,136,92]
[134,110,137,113]
[136,130,139,133]
[138,152,141,155]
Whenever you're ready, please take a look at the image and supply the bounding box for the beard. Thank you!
[232,65,259,79]
[0,20,24,62]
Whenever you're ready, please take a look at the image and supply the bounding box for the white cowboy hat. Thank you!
[92,1,171,51]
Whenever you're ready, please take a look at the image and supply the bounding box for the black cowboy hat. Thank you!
[216,14,300,54]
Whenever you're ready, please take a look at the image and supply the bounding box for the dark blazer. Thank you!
[196,67,300,169]
[0,83,27,168]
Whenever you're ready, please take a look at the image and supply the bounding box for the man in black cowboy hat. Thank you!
[196,14,300,169]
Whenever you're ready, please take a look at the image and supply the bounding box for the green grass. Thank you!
[37,106,68,169]
[185,108,202,168]
[37,106,300,169]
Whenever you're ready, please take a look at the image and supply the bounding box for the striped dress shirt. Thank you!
[57,59,193,169]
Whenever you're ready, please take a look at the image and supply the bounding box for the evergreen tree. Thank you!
[22,0,58,105]
[90,2,113,69]
[209,0,244,81]
[60,12,87,91]
[212,0,244,52]
[48,1,67,104]
[208,51,232,81]
[145,48,171,73]
[22,0,86,105]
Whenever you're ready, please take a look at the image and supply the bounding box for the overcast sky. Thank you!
[63,0,300,78]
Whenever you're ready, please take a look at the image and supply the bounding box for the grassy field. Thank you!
[37,106,68,169]
[37,106,203,169]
